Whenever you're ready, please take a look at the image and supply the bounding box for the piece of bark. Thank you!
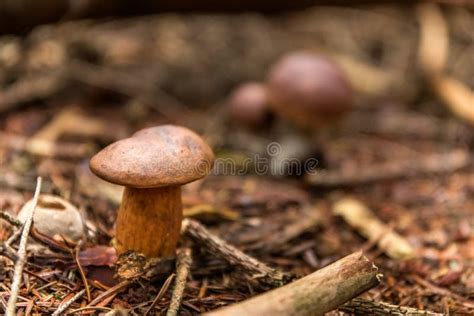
[306,149,470,187]
[333,197,415,260]
[181,219,291,286]
[205,251,382,316]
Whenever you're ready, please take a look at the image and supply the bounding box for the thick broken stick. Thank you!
[306,149,469,186]
[166,248,193,316]
[333,198,415,260]
[205,251,382,316]
[181,219,291,286]
[340,298,443,316]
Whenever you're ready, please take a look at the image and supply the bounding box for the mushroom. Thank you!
[227,82,272,128]
[90,125,214,257]
[17,194,84,243]
[267,51,353,129]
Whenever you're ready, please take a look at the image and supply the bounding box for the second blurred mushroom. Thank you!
[227,51,353,131]
[227,82,272,129]
[225,51,353,177]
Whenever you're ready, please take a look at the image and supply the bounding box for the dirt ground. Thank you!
[0,3,473,315]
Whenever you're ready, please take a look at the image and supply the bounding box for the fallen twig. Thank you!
[246,205,321,252]
[73,248,91,302]
[0,211,21,227]
[306,149,470,186]
[430,75,474,126]
[332,53,399,97]
[66,60,190,121]
[167,248,193,316]
[0,131,93,158]
[417,3,474,126]
[0,170,50,192]
[0,75,64,114]
[145,273,175,315]
[183,204,239,221]
[5,227,22,248]
[6,177,42,316]
[333,197,415,260]
[411,275,474,308]
[205,251,382,316]
[182,219,291,286]
[417,3,447,74]
[0,243,18,261]
[86,280,131,307]
[340,109,471,142]
[31,105,111,142]
[68,306,113,314]
[52,289,86,316]
[340,298,443,315]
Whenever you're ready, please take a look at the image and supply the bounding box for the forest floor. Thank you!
[0,3,473,315]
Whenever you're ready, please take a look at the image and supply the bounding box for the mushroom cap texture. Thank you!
[267,51,353,126]
[90,125,215,188]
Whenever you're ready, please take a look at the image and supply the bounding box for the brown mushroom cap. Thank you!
[267,51,353,127]
[90,125,214,188]
[228,82,271,127]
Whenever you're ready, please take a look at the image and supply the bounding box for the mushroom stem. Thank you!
[115,186,182,257]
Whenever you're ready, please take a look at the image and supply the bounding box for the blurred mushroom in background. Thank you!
[266,51,353,130]
[227,82,273,129]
